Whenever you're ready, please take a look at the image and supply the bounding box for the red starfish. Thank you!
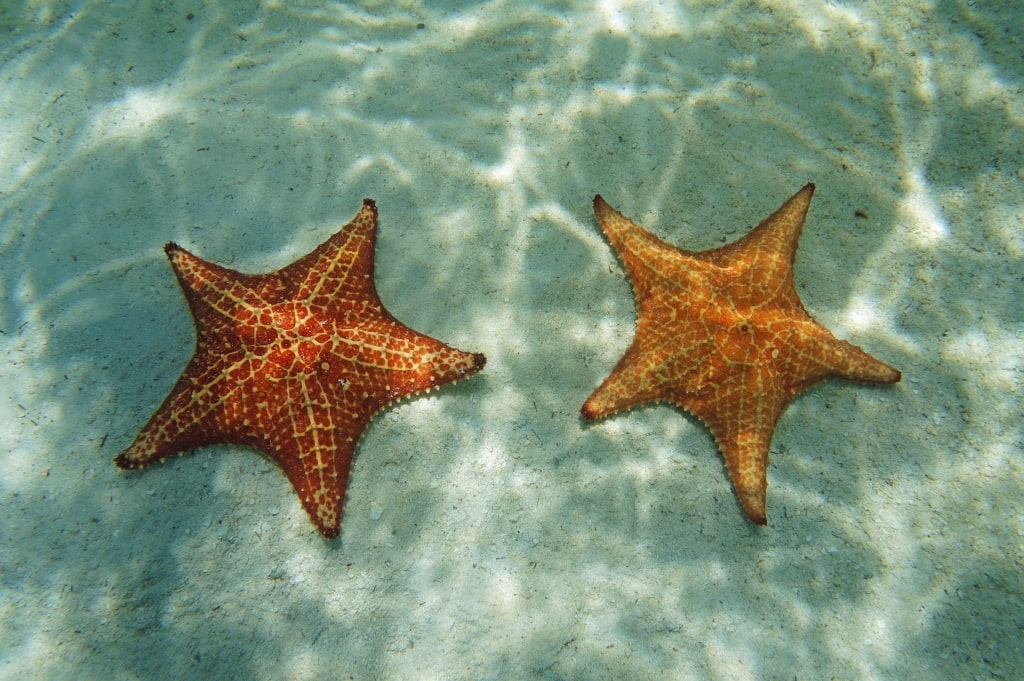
[117,200,486,539]
[582,184,900,524]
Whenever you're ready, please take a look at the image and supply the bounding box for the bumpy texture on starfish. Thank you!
[582,184,900,524]
[117,200,486,539]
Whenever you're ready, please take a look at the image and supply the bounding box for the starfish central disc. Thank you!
[239,302,330,371]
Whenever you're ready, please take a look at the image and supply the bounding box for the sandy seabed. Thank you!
[1,1,1021,679]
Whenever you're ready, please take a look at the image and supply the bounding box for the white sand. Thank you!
[1,1,1021,679]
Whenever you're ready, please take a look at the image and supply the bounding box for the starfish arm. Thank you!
[815,335,902,385]
[713,184,814,271]
[333,320,486,398]
[593,195,698,302]
[115,354,241,468]
[381,340,486,397]
[278,436,355,540]
[260,342,482,538]
[582,353,658,419]
[700,411,775,525]
[165,243,276,321]
[771,319,901,393]
[581,329,712,419]
[262,385,374,539]
[677,379,788,525]
[288,199,381,310]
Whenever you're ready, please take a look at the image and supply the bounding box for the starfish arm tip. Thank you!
[115,440,157,470]
[319,524,341,540]
[860,358,901,384]
[580,399,602,420]
[739,497,768,525]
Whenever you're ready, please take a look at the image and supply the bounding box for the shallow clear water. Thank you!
[1,2,1021,679]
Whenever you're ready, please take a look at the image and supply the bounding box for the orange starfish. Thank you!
[117,200,485,539]
[582,184,900,524]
